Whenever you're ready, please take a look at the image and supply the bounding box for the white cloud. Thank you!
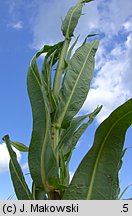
[9,21,23,30]
[30,0,132,123]
[82,29,132,123]
[123,19,132,32]
[31,0,132,48]
[0,143,21,173]
[22,162,28,170]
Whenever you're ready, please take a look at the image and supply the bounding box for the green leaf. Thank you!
[38,41,64,112]
[62,99,132,199]
[63,106,102,161]
[2,135,32,200]
[61,0,94,38]
[83,33,98,45]
[57,114,89,152]
[111,148,127,200]
[27,54,60,192]
[36,41,64,61]
[53,0,93,98]
[10,141,28,152]
[61,3,82,38]
[59,152,70,187]
[82,0,94,2]
[32,183,47,200]
[67,35,80,62]
[119,183,132,200]
[54,40,99,129]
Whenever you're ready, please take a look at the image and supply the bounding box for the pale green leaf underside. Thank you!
[54,40,99,128]
[3,135,32,200]
[63,99,132,199]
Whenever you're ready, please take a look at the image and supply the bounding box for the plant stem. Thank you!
[53,38,70,98]
[53,127,60,165]
[48,191,61,200]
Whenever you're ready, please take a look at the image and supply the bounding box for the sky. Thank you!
[0,0,132,199]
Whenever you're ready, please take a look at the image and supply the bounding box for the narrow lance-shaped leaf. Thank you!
[27,54,60,192]
[53,0,93,97]
[83,33,98,45]
[63,106,102,161]
[39,41,64,112]
[61,0,94,38]
[57,106,101,154]
[36,41,64,60]
[2,135,32,200]
[57,114,89,152]
[67,35,80,62]
[62,99,132,199]
[54,40,99,129]
[10,140,28,152]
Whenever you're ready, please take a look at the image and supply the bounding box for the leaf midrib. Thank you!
[57,40,97,126]
[66,3,81,38]
[30,58,48,191]
[10,160,31,199]
[86,110,132,199]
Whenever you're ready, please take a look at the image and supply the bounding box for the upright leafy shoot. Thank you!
[3,0,131,200]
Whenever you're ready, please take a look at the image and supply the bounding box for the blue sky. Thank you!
[0,0,132,199]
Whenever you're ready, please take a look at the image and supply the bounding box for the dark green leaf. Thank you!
[27,54,60,192]
[63,106,102,161]
[54,40,99,129]
[36,41,64,60]
[62,99,132,199]
[59,152,70,187]
[10,141,28,152]
[111,148,127,200]
[83,34,98,45]
[57,114,89,152]
[3,135,32,200]
[32,183,47,200]
[40,41,64,112]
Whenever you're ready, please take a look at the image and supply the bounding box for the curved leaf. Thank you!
[58,106,101,155]
[54,40,99,128]
[10,141,28,152]
[3,135,32,200]
[53,0,93,98]
[63,106,102,161]
[61,0,94,38]
[57,115,88,152]
[61,2,82,38]
[32,183,47,200]
[27,54,60,192]
[62,99,132,199]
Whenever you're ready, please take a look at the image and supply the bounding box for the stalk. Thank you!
[53,127,60,166]
[53,38,71,98]
[48,191,61,200]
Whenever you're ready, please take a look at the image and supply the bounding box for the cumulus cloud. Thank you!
[6,0,131,123]
[30,0,132,123]
[30,0,132,47]
[0,143,21,173]
[82,29,132,123]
